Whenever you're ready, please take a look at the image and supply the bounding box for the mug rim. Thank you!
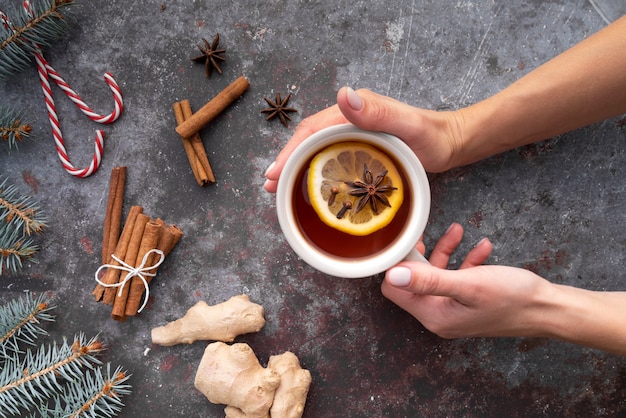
[276,124,431,278]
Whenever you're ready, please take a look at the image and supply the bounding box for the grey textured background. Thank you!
[1,1,625,417]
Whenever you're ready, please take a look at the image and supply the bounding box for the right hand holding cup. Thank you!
[382,223,555,339]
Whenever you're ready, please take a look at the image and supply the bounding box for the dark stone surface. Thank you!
[1,0,625,417]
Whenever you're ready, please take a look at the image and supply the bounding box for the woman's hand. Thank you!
[263,87,462,193]
[381,223,556,338]
[382,225,626,357]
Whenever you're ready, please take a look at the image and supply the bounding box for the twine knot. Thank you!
[95,249,164,313]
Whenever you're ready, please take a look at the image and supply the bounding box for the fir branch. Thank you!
[0,225,39,275]
[0,0,75,81]
[0,333,103,417]
[0,106,32,150]
[0,292,55,357]
[0,176,46,236]
[41,364,131,418]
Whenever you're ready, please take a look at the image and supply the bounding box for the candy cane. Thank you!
[38,55,123,125]
[2,2,124,177]
[33,52,114,177]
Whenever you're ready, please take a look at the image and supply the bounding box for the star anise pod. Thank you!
[261,93,298,127]
[191,33,226,78]
[346,164,398,214]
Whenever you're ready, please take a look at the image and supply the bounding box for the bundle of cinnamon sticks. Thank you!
[93,167,183,321]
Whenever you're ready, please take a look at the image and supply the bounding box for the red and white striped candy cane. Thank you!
[33,52,122,177]
[4,1,125,177]
[37,54,123,125]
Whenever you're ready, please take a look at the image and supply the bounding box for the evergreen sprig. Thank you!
[0,294,131,417]
[0,225,39,274]
[0,176,46,236]
[0,176,46,275]
[0,106,33,150]
[0,0,75,81]
[0,333,103,416]
[41,364,132,418]
[0,292,54,356]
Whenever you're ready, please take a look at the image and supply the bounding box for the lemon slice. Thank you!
[307,142,404,236]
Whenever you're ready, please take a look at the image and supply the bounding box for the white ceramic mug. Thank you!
[276,124,431,278]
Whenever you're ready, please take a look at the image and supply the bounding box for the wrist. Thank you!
[528,283,590,341]
[447,94,530,169]
[530,283,626,355]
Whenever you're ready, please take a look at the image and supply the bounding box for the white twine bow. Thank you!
[95,249,165,313]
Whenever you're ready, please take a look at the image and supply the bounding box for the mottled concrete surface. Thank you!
[1,0,625,417]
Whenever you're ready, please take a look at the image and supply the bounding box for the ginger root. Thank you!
[268,352,312,418]
[151,294,265,346]
[163,295,313,416]
[194,342,281,418]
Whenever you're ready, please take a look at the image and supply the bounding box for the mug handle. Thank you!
[404,247,431,264]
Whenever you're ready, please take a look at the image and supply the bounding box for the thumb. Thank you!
[385,263,465,299]
[336,87,422,141]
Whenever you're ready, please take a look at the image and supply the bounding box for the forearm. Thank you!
[450,15,626,168]
[538,284,626,356]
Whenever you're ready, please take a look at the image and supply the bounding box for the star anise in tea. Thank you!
[346,164,397,214]
[261,93,298,127]
[191,33,226,77]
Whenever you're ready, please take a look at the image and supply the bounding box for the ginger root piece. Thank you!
[151,294,265,346]
[268,352,312,418]
[224,406,249,417]
[194,342,281,418]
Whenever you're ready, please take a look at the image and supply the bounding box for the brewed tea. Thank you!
[293,144,412,259]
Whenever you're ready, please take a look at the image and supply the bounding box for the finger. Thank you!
[337,88,422,142]
[336,87,457,173]
[413,232,426,255]
[264,104,348,184]
[459,237,492,269]
[385,262,468,300]
[428,223,464,268]
[380,278,425,311]
[380,278,449,324]
[263,178,278,193]
[415,239,426,255]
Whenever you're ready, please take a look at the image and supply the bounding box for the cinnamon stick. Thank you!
[173,101,208,185]
[180,99,215,183]
[102,166,126,264]
[151,219,184,260]
[161,223,184,256]
[113,218,163,321]
[175,75,250,138]
[124,221,183,317]
[104,212,150,306]
[93,205,143,302]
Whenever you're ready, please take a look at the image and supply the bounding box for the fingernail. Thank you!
[263,179,272,190]
[264,161,276,177]
[476,237,490,247]
[387,266,412,287]
[346,87,363,111]
[445,223,456,235]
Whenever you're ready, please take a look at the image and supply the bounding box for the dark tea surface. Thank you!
[293,157,412,259]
